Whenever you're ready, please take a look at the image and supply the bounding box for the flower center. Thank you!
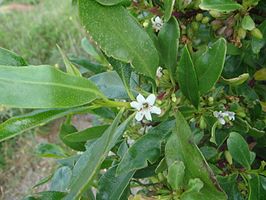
[142,102,149,109]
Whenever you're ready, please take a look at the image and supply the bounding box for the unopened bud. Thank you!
[251,28,263,39]
[211,19,223,31]
[225,16,236,27]
[216,26,227,35]
[201,16,210,24]
[208,97,214,105]
[195,13,203,22]
[199,116,207,129]
[191,21,199,31]
[224,27,233,37]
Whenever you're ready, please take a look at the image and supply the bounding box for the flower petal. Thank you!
[135,111,144,121]
[146,94,156,105]
[130,101,142,110]
[144,110,152,121]
[218,118,226,125]
[150,106,161,115]
[136,94,146,104]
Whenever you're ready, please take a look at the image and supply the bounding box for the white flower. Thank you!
[156,66,163,78]
[151,16,164,32]
[224,111,235,121]
[130,94,161,121]
[213,111,236,125]
[213,111,226,125]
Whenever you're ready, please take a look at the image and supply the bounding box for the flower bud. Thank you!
[211,19,223,31]
[199,116,207,129]
[195,13,203,21]
[216,26,227,35]
[201,16,210,24]
[224,151,233,165]
[209,10,222,18]
[208,97,214,105]
[237,27,247,39]
[225,16,235,27]
[224,27,233,37]
[251,28,263,39]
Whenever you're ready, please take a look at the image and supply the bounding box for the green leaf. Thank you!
[248,174,264,200]
[79,0,159,78]
[0,107,91,142]
[59,124,86,151]
[167,161,185,190]
[158,17,180,84]
[0,47,27,66]
[116,120,174,175]
[177,45,199,108]
[23,191,66,200]
[217,173,242,200]
[242,15,255,31]
[63,125,109,143]
[0,65,103,108]
[221,73,249,86]
[96,165,134,200]
[164,0,176,22]
[199,0,242,12]
[180,178,204,200]
[107,57,134,100]
[65,110,132,200]
[90,71,137,99]
[195,38,227,94]
[165,111,227,200]
[57,45,82,77]
[227,132,251,169]
[35,143,66,158]
[95,0,125,6]
[50,166,72,192]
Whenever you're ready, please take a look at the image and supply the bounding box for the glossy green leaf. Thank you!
[63,125,109,142]
[0,65,103,108]
[177,45,199,108]
[227,132,251,169]
[79,0,159,78]
[164,0,175,22]
[0,107,91,142]
[50,166,72,192]
[158,17,180,84]
[167,161,185,190]
[0,47,27,66]
[96,165,134,200]
[90,71,137,99]
[65,110,132,200]
[116,120,175,175]
[199,0,242,12]
[35,143,66,158]
[195,38,227,94]
[57,45,81,77]
[242,15,255,31]
[165,111,227,200]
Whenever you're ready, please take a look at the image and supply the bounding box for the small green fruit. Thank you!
[195,13,203,21]
[191,21,199,31]
[201,16,210,24]
[251,28,263,39]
